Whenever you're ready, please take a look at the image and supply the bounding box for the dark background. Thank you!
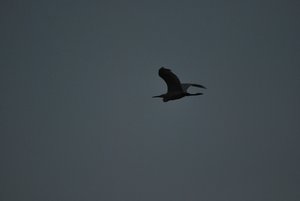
[1,0,299,201]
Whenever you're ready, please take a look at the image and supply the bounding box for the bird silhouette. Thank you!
[153,67,206,102]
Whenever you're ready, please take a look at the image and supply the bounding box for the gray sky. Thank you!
[1,0,299,201]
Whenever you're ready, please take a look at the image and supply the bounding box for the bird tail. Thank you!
[181,83,206,92]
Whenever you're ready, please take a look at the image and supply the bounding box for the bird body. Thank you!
[153,67,206,102]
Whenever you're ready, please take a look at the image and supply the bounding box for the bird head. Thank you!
[160,67,171,72]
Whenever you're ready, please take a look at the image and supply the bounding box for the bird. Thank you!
[153,67,206,102]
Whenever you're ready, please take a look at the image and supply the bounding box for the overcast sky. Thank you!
[1,0,299,201]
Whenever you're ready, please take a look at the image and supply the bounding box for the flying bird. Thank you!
[153,67,206,102]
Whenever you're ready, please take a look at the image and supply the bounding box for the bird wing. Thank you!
[181,83,206,92]
[159,67,183,92]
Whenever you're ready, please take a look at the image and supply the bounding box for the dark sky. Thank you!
[1,0,299,201]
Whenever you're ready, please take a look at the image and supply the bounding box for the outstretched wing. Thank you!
[181,83,206,92]
[158,67,183,92]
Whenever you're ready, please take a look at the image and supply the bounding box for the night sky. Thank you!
[1,0,300,201]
